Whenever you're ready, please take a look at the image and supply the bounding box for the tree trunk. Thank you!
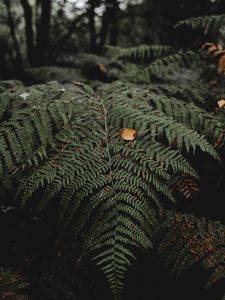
[97,0,119,53]
[4,0,24,74]
[35,0,52,66]
[97,3,111,54]
[20,0,51,66]
[88,0,97,53]
[48,13,84,62]
[109,0,119,46]
[20,0,35,65]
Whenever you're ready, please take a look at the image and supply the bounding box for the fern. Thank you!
[134,51,204,83]
[0,80,221,298]
[101,82,225,150]
[147,94,225,147]
[115,45,173,62]
[1,10,225,300]
[111,15,225,91]
[156,212,225,299]
[175,14,225,33]
[0,82,92,174]
[169,174,199,200]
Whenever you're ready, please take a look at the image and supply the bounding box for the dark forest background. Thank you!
[1,0,225,79]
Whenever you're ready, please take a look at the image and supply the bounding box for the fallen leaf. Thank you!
[213,49,225,57]
[217,99,225,108]
[217,55,225,74]
[98,63,107,73]
[201,42,214,49]
[207,44,217,55]
[121,128,137,141]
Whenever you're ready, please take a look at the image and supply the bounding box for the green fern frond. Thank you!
[149,96,225,147]
[151,82,225,110]
[146,83,206,107]
[0,102,74,174]
[0,83,93,174]
[0,81,221,298]
[156,212,225,295]
[133,51,203,83]
[116,45,173,62]
[1,11,225,300]
[100,82,222,155]
[175,14,225,33]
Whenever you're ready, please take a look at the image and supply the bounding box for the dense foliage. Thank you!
[0,2,225,300]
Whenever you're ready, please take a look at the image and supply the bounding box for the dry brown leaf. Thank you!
[217,99,225,108]
[207,45,217,55]
[214,136,223,148]
[213,49,225,57]
[202,42,214,49]
[202,43,225,57]
[121,128,137,141]
[217,55,225,74]
[98,63,107,73]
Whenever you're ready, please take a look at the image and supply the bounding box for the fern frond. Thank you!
[156,212,225,295]
[175,15,225,33]
[134,51,203,83]
[0,81,220,298]
[170,174,199,199]
[149,95,225,147]
[116,45,173,62]
[0,103,73,174]
[146,83,205,107]
[100,82,222,155]
[0,83,92,174]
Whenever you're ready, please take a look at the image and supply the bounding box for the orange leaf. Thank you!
[202,42,214,49]
[98,63,107,73]
[217,55,225,74]
[217,99,225,108]
[214,136,222,148]
[207,45,217,55]
[213,49,225,57]
[121,128,137,141]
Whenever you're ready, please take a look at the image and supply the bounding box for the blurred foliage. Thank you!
[0,0,225,79]
[0,270,28,300]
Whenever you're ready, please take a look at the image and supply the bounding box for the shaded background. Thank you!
[1,0,225,79]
